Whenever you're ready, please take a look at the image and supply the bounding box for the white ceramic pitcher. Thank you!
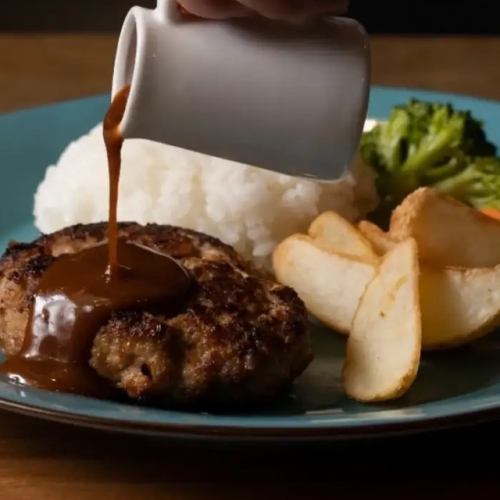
[112,0,370,180]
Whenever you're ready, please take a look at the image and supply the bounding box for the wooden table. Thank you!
[2,34,500,113]
[1,34,500,498]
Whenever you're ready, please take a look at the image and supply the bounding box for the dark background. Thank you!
[1,0,499,33]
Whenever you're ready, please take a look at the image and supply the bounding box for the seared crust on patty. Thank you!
[0,223,312,405]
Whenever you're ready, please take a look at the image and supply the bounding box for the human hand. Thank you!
[177,0,349,23]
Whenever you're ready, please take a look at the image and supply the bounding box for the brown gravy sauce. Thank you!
[1,85,191,397]
[104,85,130,277]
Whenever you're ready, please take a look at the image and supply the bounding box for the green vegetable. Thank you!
[360,99,497,208]
[433,156,500,210]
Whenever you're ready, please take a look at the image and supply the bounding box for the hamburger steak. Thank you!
[0,223,312,406]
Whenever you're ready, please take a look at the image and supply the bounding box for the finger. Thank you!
[291,0,350,23]
[177,0,251,19]
[299,0,350,17]
[237,0,349,22]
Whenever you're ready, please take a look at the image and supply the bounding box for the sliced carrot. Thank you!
[481,208,500,221]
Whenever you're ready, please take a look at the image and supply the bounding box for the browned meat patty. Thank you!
[0,223,312,405]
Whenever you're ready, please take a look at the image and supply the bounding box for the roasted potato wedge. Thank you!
[344,239,421,402]
[357,220,397,255]
[390,187,500,267]
[420,265,500,350]
[309,212,378,263]
[273,234,376,334]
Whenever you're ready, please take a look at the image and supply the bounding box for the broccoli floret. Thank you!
[360,99,497,207]
[433,157,500,210]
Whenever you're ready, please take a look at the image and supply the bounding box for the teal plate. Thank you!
[1,86,500,441]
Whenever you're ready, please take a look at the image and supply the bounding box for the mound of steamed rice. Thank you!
[34,123,378,267]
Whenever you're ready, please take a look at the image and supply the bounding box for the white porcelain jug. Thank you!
[112,0,370,180]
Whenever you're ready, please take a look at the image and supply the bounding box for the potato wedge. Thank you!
[273,234,376,334]
[390,187,500,267]
[357,220,397,255]
[344,239,421,402]
[420,265,500,350]
[309,212,378,263]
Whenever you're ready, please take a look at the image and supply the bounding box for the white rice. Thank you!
[34,122,378,267]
